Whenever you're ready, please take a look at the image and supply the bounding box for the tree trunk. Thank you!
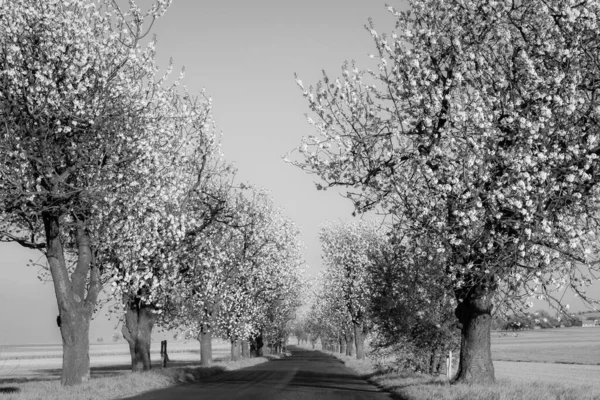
[254,332,264,357]
[353,322,365,360]
[231,337,241,361]
[429,349,437,374]
[122,296,156,372]
[345,336,353,356]
[198,323,212,366]
[454,291,495,384]
[436,357,443,374]
[339,337,346,354]
[242,340,250,357]
[60,311,91,385]
[43,214,101,386]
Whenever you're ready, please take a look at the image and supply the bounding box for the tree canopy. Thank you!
[291,0,600,383]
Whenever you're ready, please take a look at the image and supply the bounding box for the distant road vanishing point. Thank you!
[122,346,393,400]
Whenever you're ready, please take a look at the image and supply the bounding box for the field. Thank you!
[0,339,231,381]
[491,326,600,365]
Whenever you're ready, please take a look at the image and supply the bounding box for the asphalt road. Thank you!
[122,346,393,400]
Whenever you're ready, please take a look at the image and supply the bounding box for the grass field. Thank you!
[335,353,600,400]
[0,356,277,400]
[491,326,600,365]
[0,339,279,400]
[0,339,230,381]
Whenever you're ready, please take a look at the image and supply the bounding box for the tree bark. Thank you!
[252,332,264,357]
[43,214,101,386]
[454,290,495,384]
[339,337,346,354]
[60,311,91,386]
[231,337,241,361]
[429,349,437,374]
[345,332,354,356]
[242,340,250,358]
[353,322,365,360]
[122,296,156,372]
[198,323,213,366]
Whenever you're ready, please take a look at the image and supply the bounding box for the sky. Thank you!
[0,0,597,345]
[0,0,404,345]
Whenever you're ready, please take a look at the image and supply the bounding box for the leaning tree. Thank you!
[291,0,600,383]
[0,0,172,386]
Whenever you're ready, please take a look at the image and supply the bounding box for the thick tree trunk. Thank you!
[198,323,213,366]
[339,337,346,354]
[43,214,100,386]
[253,332,264,357]
[60,311,91,385]
[345,333,354,356]
[454,291,495,384]
[353,322,365,360]
[231,337,241,361]
[242,340,250,358]
[122,297,156,372]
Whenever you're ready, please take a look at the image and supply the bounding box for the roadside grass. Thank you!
[0,356,273,400]
[330,352,600,400]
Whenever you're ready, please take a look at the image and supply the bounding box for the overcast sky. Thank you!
[1,0,597,346]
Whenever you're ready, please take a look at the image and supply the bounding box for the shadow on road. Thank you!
[122,346,396,400]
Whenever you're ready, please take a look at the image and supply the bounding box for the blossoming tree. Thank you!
[110,89,232,372]
[165,186,304,363]
[312,276,355,356]
[368,233,459,373]
[0,0,172,385]
[319,220,383,359]
[292,0,600,383]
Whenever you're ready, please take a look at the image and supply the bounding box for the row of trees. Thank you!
[0,0,303,386]
[299,220,459,374]
[291,0,600,384]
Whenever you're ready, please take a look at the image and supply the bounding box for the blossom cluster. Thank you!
[290,0,600,311]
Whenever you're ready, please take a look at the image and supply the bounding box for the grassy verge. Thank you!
[329,352,600,400]
[0,355,279,400]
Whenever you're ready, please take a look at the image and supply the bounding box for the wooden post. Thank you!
[160,340,169,368]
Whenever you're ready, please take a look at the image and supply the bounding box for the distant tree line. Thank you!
[491,310,583,331]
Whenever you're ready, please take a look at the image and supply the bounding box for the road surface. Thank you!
[122,346,392,400]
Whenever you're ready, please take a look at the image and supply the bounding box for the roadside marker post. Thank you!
[446,351,452,380]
